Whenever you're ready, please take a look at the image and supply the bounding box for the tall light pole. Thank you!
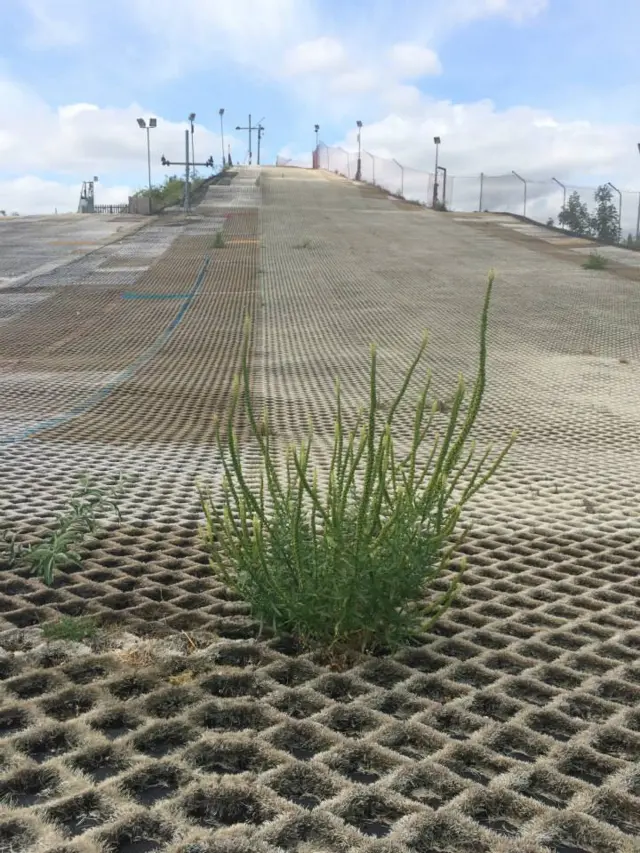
[355,120,362,181]
[137,117,157,201]
[432,136,441,207]
[188,113,196,179]
[219,109,225,168]
[314,124,320,169]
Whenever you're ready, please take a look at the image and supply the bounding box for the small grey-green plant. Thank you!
[294,238,312,249]
[3,475,124,586]
[42,616,98,642]
[212,231,226,249]
[582,251,608,270]
[199,271,517,654]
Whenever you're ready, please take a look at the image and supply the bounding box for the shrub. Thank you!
[582,251,608,270]
[199,272,516,653]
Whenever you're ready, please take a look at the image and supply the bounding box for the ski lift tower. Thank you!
[78,176,99,213]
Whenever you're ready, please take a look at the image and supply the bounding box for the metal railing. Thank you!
[93,204,129,214]
[312,143,640,242]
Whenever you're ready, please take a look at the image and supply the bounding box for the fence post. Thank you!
[479,172,484,211]
[392,159,404,196]
[364,151,375,184]
[552,177,566,227]
[183,129,190,214]
[607,182,622,242]
[512,171,527,217]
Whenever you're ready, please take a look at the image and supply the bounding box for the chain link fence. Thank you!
[306,143,640,243]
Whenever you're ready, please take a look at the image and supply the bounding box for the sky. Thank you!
[1,0,639,229]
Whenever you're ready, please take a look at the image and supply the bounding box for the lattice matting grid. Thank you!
[0,168,639,853]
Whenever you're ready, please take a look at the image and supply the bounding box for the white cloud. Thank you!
[339,97,640,182]
[388,43,442,78]
[283,37,347,76]
[0,76,242,213]
[330,69,379,95]
[58,104,100,120]
[126,0,317,80]
[329,94,640,234]
[0,78,233,176]
[21,0,86,48]
[434,0,548,28]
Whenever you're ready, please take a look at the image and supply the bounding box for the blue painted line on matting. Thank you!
[0,257,210,447]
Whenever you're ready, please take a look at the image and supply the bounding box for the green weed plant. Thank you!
[2,476,123,586]
[199,272,516,653]
[582,251,609,270]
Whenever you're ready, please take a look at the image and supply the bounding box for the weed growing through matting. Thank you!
[212,231,226,249]
[293,238,312,249]
[2,475,124,586]
[42,616,99,643]
[582,251,609,270]
[199,272,517,654]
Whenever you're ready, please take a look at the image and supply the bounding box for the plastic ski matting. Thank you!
[0,168,639,853]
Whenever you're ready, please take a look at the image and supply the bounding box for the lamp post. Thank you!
[552,177,566,226]
[512,170,527,218]
[219,109,225,169]
[314,124,320,150]
[137,117,157,200]
[188,113,196,179]
[355,120,362,181]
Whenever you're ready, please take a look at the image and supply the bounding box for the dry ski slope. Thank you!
[0,167,639,853]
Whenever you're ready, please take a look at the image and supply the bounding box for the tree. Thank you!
[590,184,620,244]
[557,191,593,236]
[546,216,554,227]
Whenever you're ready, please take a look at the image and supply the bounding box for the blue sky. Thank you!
[1,0,639,216]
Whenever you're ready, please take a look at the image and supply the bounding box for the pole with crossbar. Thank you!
[160,143,214,214]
